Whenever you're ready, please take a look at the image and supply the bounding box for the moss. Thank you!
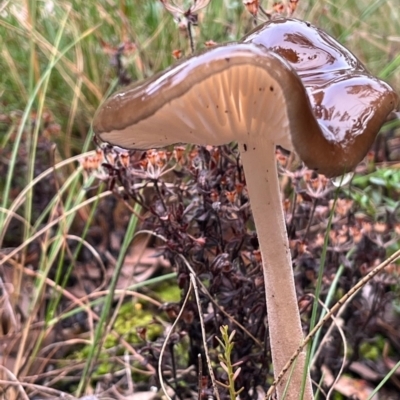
[96,360,112,375]
[360,336,385,361]
[333,393,345,400]
[113,302,163,343]
[155,282,181,302]
[104,335,118,348]
[62,280,187,379]
[66,300,163,370]
[171,336,190,366]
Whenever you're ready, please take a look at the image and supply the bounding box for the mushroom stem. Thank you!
[239,139,313,400]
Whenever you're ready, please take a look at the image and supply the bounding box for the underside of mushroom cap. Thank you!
[93,43,319,154]
[93,18,399,177]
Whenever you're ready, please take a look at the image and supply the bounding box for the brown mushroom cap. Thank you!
[243,19,399,175]
[93,18,398,177]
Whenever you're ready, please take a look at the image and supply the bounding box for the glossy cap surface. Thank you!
[93,18,399,177]
[243,19,399,175]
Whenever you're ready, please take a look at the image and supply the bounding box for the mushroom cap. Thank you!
[93,18,398,177]
[243,19,399,174]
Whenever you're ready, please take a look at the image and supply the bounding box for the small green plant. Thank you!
[215,325,244,399]
[350,167,400,216]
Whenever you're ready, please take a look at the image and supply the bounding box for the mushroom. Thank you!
[93,18,398,400]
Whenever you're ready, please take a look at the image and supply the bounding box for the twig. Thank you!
[187,21,195,53]
[265,248,400,399]
[198,353,203,400]
[0,366,29,400]
[158,279,193,400]
[190,271,221,400]
[312,295,348,400]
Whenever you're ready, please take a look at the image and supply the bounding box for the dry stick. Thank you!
[311,295,348,400]
[0,380,76,399]
[0,275,18,331]
[302,198,318,242]
[189,272,221,400]
[158,279,193,400]
[311,290,356,367]
[187,21,195,53]
[0,366,29,400]
[197,353,203,400]
[265,248,400,399]
[173,245,221,399]
[325,318,347,400]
